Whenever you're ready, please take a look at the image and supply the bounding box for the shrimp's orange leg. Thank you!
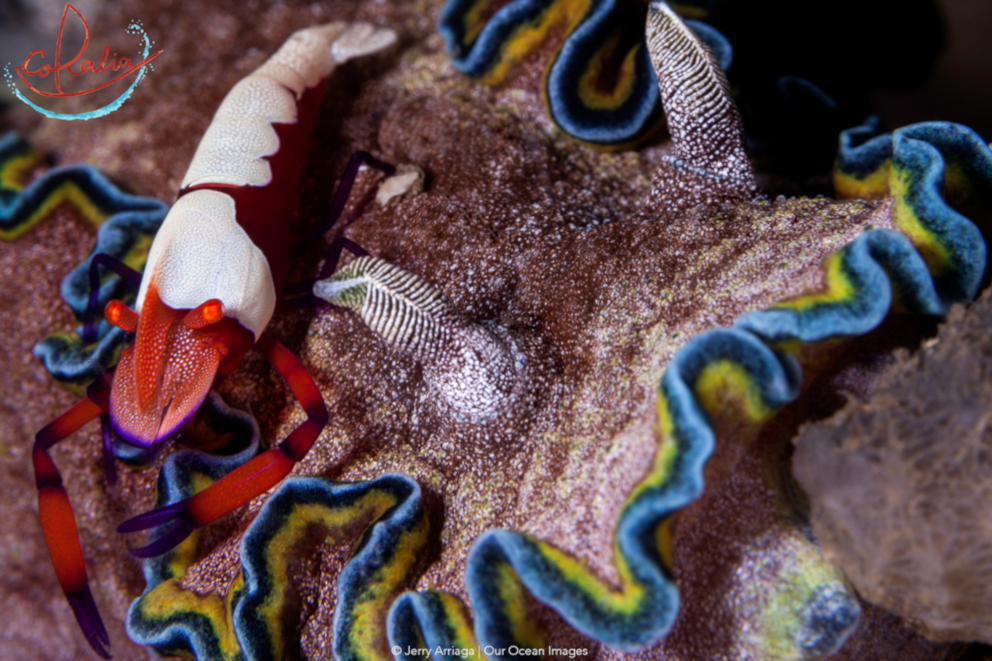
[117,336,328,556]
[34,385,112,659]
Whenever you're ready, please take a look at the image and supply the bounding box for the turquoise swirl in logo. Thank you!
[3,20,155,121]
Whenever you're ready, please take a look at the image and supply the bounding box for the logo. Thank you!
[4,4,162,120]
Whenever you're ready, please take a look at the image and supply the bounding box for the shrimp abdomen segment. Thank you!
[172,22,397,292]
[181,22,397,190]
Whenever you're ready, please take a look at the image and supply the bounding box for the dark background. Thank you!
[872,0,992,140]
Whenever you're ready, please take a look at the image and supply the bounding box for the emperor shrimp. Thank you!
[32,21,396,658]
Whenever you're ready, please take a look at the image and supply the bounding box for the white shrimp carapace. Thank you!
[117,22,396,446]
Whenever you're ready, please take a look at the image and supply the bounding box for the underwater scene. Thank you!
[1,0,992,659]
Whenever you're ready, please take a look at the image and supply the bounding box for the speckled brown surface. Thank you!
[0,209,153,661]
[0,1,978,659]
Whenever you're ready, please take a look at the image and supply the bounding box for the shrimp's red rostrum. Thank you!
[32,22,396,659]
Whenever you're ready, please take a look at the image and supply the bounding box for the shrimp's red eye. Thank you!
[201,300,223,323]
[183,299,226,329]
[104,299,139,332]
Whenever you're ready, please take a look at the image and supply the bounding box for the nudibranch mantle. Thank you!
[438,0,734,148]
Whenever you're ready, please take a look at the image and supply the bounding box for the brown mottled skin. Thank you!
[0,0,972,659]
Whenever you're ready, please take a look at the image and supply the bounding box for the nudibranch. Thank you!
[105,2,992,660]
[11,1,991,660]
[27,21,396,659]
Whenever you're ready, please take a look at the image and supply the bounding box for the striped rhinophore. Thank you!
[316,256,458,360]
[646,0,755,211]
[316,256,519,422]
